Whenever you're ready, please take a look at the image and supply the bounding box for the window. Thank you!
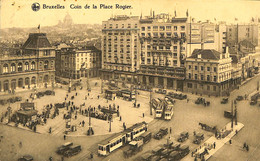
[214,76,217,82]
[153,26,158,31]
[109,24,112,28]
[189,65,191,69]
[195,74,198,80]
[201,66,204,71]
[31,62,35,70]
[174,26,177,31]
[3,64,8,73]
[25,62,29,71]
[122,24,124,28]
[207,85,210,90]
[141,27,145,31]
[173,46,177,51]
[11,63,16,72]
[195,66,197,70]
[147,26,151,30]
[214,67,217,72]
[188,73,191,79]
[207,67,210,71]
[207,75,210,81]
[181,26,185,30]
[187,83,192,88]
[116,24,118,28]
[153,33,158,37]
[160,26,165,31]
[201,75,204,80]
[43,50,50,56]
[166,26,171,31]
[44,61,49,69]
[18,63,23,72]
[127,24,131,28]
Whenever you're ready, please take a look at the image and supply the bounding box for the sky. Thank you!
[1,0,260,29]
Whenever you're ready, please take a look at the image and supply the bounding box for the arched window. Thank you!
[11,63,16,72]
[25,62,29,71]
[3,64,8,73]
[18,78,23,87]
[31,61,35,70]
[18,62,23,72]
[44,60,49,69]
[31,76,36,84]
[25,77,30,85]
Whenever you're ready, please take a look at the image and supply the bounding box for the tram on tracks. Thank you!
[98,121,148,156]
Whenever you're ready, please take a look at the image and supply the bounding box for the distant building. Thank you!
[55,45,101,80]
[184,49,232,96]
[0,33,55,92]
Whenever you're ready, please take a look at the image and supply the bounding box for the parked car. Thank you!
[221,98,228,104]
[179,145,190,157]
[236,96,243,101]
[177,131,189,142]
[141,152,154,161]
[18,155,33,161]
[193,133,204,144]
[250,100,257,105]
[44,90,55,95]
[224,111,234,118]
[154,127,168,140]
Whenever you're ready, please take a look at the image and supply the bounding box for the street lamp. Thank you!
[149,85,153,116]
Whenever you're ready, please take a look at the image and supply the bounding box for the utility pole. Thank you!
[109,106,112,132]
[234,103,237,125]
[150,86,153,115]
[231,100,234,129]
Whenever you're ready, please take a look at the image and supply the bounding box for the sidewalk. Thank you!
[183,122,244,161]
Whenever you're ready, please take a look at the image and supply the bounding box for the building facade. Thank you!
[138,14,187,90]
[184,49,232,96]
[55,45,101,80]
[0,33,55,92]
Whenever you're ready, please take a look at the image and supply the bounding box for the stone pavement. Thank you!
[183,122,244,161]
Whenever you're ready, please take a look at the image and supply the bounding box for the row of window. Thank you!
[187,83,217,91]
[188,73,217,82]
[1,61,53,74]
[188,65,217,72]
[104,23,138,29]
[141,26,185,31]
[141,32,185,38]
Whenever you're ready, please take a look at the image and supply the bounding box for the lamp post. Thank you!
[149,85,153,115]
[231,100,234,130]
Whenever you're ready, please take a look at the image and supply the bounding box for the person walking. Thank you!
[64,135,66,140]
[143,113,145,118]
[213,142,216,149]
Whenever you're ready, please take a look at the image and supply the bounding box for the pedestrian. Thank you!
[49,156,53,161]
[19,141,22,148]
[76,92,78,96]
[120,116,122,121]
[143,113,145,118]
[193,131,196,136]
[90,153,93,159]
[88,93,89,96]
[243,142,247,149]
[246,145,249,151]
[213,142,216,149]
[82,120,85,127]
[229,139,232,144]
[170,127,172,134]
[64,135,66,140]
[98,95,100,99]
[49,127,52,134]
[187,99,189,103]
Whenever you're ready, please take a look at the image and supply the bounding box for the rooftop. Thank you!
[22,33,52,49]
[189,49,221,60]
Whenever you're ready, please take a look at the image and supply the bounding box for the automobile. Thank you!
[221,98,229,104]
[56,142,73,155]
[154,127,168,140]
[150,155,161,161]
[141,152,154,161]
[250,100,257,105]
[236,96,243,101]
[193,133,204,144]
[175,94,187,100]
[36,92,45,98]
[155,89,167,94]
[44,90,55,95]
[195,97,205,104]
[63,145,81,157]
[18,155,34,161]
[152,146,165,155]
[55,103,65,108]
[179,145,190,157]
[177,131,189,142]
[170,143,181,151]
[169,151,182,161]
[224,111,234,118]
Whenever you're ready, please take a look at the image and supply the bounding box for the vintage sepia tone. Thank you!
[1,0,260,160]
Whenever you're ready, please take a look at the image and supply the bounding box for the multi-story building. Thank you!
[101,15,140,83]
[138,14,187,90]
[0,33,55,92]
[184,48,232,96]
[226,23,258,46]
[55,45,101,80]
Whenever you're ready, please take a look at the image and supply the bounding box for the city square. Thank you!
[1,0,260,161]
